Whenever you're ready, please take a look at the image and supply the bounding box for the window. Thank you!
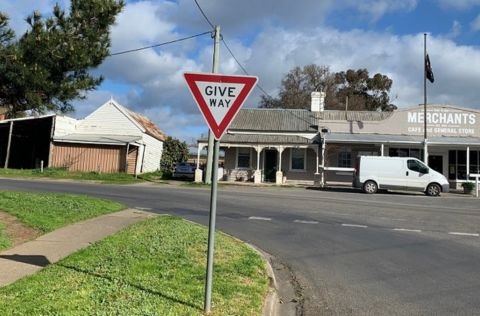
[470,151,479,174]
[237,148,250,168]
[448,150,480,180]
[407,159,428,173]
[389,148,423,160]
[291,148,305,170]
[338,151,352,168]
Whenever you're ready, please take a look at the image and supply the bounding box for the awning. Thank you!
[322,133,480,146]
[53,134,142,146]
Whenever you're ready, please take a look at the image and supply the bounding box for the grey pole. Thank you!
[204,25,221,314]
[204,139,219,313]
[205,25,221,184]
[423,33,428,165]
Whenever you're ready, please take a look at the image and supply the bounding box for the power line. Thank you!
[194,0,215,29]
[192,4,271,98]
[191,0,313,127]
[109,31,212,56]
[221,39,271,97]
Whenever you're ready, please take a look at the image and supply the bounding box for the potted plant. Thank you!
[461,182,475,194]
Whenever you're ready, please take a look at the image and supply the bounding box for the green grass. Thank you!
[0,216,269,315]
[0,191,124,233]
[0,168,143,184]
[0,168,172,185]
[0,222,11,250]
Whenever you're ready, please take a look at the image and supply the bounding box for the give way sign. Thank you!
[184,72,258,140]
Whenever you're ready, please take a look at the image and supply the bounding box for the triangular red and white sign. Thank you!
[184,72,258,140]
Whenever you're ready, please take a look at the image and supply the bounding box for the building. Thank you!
[0,100,165,175]
[197,92,480,189]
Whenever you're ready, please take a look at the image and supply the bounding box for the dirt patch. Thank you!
[0,211,41,248]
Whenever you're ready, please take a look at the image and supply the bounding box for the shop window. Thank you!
[237,148,250,168]
[291,148,305,171]
[457,150,467,180]
[448,150,456,180]
[448,150,479,180]
[389,147,423,159]
[338,151,352,168]
[470,151,479,174]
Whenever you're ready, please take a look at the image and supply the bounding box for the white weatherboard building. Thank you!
[198,93,480,190]
[0,99,165,175]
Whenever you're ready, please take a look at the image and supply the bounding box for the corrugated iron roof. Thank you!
[229,108,392,132]
[125,109,166,141]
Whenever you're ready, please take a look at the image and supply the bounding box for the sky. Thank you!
[1,0,480,144]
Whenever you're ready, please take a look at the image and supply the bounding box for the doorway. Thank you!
[428,155,443,174]
[264,150,277,182]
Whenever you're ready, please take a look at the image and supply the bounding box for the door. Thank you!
[264,150,277,182]
[406,159,430,189]
[428,155,443,174]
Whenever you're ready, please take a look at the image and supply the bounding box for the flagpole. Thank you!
[423,33,428,165]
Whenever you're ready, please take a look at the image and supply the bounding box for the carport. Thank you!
[0,115,54,169]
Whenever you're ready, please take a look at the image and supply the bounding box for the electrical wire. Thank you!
[194,0,215,29]
[109,31,212,56]
[193,0,317,128]
[194,0,273,95]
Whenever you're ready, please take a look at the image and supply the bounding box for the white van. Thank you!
[353,156,449,196]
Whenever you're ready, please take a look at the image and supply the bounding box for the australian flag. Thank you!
[425,54,434,83]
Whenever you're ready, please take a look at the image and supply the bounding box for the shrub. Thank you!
[461,182,475,190]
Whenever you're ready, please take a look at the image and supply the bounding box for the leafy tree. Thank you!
[260,64,396,111]
[260,64,333,109]
[160,137,189,178]
[0,0,125,118]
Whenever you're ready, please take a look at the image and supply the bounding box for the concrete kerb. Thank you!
[245,244,280,316]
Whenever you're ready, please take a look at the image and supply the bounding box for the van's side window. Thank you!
[407,160,427,173]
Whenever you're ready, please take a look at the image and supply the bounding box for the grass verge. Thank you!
[0,168,145,184]
[0,222,10,250]
[0,216,269,315]
[0,191,124,233]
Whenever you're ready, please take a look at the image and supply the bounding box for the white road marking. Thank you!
[249,216,272,221]
[135,207,153,211]
[448,232,479,237]
[294,220,319,224]
[392,228,422,233]
[341,223,368,228]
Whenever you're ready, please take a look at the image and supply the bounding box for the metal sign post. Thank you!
[183,29,257,312]
[204,138,219,312]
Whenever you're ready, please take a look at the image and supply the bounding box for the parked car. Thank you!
[172,162,195,179]
[353,156,449,196]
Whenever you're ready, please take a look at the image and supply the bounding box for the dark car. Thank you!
[172,162,195,179]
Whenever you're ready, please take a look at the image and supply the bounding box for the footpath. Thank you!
[0,208,155,287]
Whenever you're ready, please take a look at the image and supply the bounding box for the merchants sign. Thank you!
[184,72,258,139]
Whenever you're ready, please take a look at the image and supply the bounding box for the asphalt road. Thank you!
[1,178,479,315]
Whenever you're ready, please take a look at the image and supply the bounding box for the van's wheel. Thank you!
[363,181,378,194]
[426,183,441,196]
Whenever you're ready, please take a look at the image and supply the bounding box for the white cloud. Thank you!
[471,14,480,31]
[445,20,462,38]
[345,0,418,21]
[436,0,480,9]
